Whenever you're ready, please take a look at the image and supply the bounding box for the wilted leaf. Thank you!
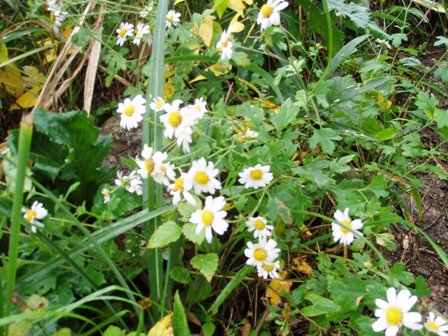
[0,64,24,98]
[10,86,41,110]
[148,313,173,336]
[266,271,292,306]
[23,66,46,88]
[199,18,214,47]
[292,256,313,276]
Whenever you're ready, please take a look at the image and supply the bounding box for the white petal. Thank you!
[372,318,388,331]
[385,325,399,336]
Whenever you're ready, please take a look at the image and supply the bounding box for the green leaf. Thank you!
[434,36,448,47]
[213,0,229,18]
[389,263,414,286]
[390,33,408,48]
[302,293,341,317]
[434,65,448,83]
[182,223,204,245]
[170,267,191,284]
[434,109,448,128]
[269,99,297,133]
[366,174,389,198]
[415,91,438,119]
[202,322,216,336]
[373,128,398,141]
[173,291,191,336]
[190,253,218,282]
[103,326,125,336]
[309,128,342,155]
[147,221,182,249]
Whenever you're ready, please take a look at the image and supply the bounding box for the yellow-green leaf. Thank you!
[199,18,214,47]
[0,42,8,63]
[23,66,46,88]
[10,86,41,110]
[0,64,24,98]
[148,313,173,336]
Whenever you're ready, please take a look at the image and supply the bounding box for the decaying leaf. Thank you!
[292,256,313,277]
[265,271,292,306]
[10,86,42,110]
[0,64,24,98]
[148,313,174,336]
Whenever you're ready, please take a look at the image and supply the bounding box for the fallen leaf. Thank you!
[147,313,173,336]
[266,271,292,306]
[292,256,313,276]
[10,86,41,110]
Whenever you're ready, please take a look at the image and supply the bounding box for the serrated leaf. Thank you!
[147,221,182,249]
[434,109,448,128]
[173,291,191,336]
[190,253,218,282]
[302,293,341,317]
[434,35,448,47]
[309,128,342,155]
[366,174,389,198]
[390,33,408,48]
[415,91,438,119]
[270,99,298,133]
[182,223,205,245]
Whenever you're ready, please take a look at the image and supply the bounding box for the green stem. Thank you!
[4,115,33,335]
[143,0,169,320]
[207,266,254,316]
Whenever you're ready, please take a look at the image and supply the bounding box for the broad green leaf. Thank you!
[373,128,398,141]
[173,291,191,336]
[270,99,298,133]
[434,109,448,128]
[389,263,415,286]
[190,253,218,282]
[302,293,341,317]
[390,33,408,48]
[415,91,438,119]
[213,0,229,18]
[147,221,182,249]
[366,174,389,198]
[202,322,216,336]
[309,128,342,155]
[182,223,205,245]
[170,267,191,284]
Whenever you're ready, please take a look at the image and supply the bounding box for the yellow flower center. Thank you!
[254,248,267,262]
[119,27,128,38]
[254,219,265,231]
[426,321,439,331]
[123,104,135,117]
[385,306,403,326]
[102,189,110,197]
[194,171,209,185]
[260,4,274,18]
[173,177,184,191]
[144,158,155,173]
[168,112,182,127]
[221,40,228,48]
[167,15,174,23]
[341,219,352,234]
[262,263,275,271]
[201,210,214,226]
[195,105,202,111]
[155,100,164,110]
[26,210,36,222]
[250,169,263,180]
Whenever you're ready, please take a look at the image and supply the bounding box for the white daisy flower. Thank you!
[257,260,280,279]
[238,164,273,189]
[152,152,176,186]
[116,22,134,46]
[168,172,196,206]
[135,144,155,179]
[133,22,150,46]
[190,97,208,121]
[187,158,222,195]
[22,201,48,233]
[246,216,273,239]
[189,196,228,243]
[331,208,363,246]
[244,238,280,268]
[101,188,111,203]
[160,100,194,139]
[139,3,153,18]
[117,95,146,130]
[257,0,288,31]
[150,97,165,112]
[166,10,181,28]
[174,124,194,153]
[216,31,233,60]
[127,171,143,195]
[47,0,68,32]
[245,129,259,138]
[114,171,128,188]
[425,312,448,336]
[372,287,423,336]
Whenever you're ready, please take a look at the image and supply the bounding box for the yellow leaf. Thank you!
[254,98,280,112]
[61,26,73,40]
[23,66,46,88]
[199,18,214,47]
[10,86,41,110]
[228,13,244,33]
[227,0,246,13]
[0,42,8,63]
[265,271,292,306]
[189,63,232,83]
[292,256,313,276]
[39,38,57,64]
[377,93,392,110]
[173,0,184,5]
[0,64,24,98]
[147,313,173,336]
[163,78,175,101]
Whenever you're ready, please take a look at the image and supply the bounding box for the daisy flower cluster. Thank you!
[116,22,150,47]
[245,216,281,279]
[46,0,68,32]
[372,287,448,336]
[153,96,208,153]
[22,201,48,233]
[139,2,154,18]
